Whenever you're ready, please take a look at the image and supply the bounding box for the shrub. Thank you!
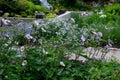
[116,0,120,3]
[58,0,77,7]
[0,42,120,80]
[17,0,47,15]
[28,0,40,5]
[0,14,120,79]
[20,12,27,17]
[0,0,47,17]
[105,4,120,15]
[72,11,120,46]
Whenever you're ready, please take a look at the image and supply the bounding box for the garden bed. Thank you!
[1,9,120,79]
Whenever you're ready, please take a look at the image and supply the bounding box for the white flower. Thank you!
[98,32,103,37]
[7,40,12,44]
[97,10,103,14]
[20,46,25,52]
[15,41,19,45]
[4,43,8,47]
[42,48,48,54]
[25,34,33,39]
[41,28,46,32]
[22,60,27,66]
[11,46,17,50]
[92,31,98,35]
[100,14,107,18]
[60,61,65,67]
[81,35,86,42]
[69,18,75,23]
[34,20,39,26]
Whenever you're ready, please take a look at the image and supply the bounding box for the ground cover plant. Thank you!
[72,9,120,47]
[0,15,120,79]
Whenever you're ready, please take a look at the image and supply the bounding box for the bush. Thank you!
[0,0,47,17]
[116,0,120,3]
[0,15,120,79]
[72,11,120,46]
[54,0,93,11]
[105,4,120,15]
[0,41,120,80]
[58,0,77,7]
[28,0,40,5]
[17,0,47,15]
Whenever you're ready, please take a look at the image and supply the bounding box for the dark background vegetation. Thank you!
[0,0,117,17]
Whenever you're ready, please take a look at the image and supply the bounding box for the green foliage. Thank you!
[46,12,56,18]
[13,34,27,46]
[58,0,77,7]
[0,0,47,17]
[72,11,120,45]
[28,0,40,5]
[0,12,120,79]
[20,12,27,17]
[53,0,93,11]
[116,0,120,3]
[105,4,120,15]
[74,0,93,11]
[0,40,120,80]
[16,0,47,15]
[1,8,120,79]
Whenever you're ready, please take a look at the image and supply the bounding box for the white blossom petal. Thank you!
[60,61,65,67]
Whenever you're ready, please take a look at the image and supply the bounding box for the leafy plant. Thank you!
[105,4,120,15]
[0,0,47,17]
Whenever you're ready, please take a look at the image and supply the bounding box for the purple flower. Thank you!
[2,18,11,25]
[81,12,87,16]
[104,44,112,49]
[92,55,99,60]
